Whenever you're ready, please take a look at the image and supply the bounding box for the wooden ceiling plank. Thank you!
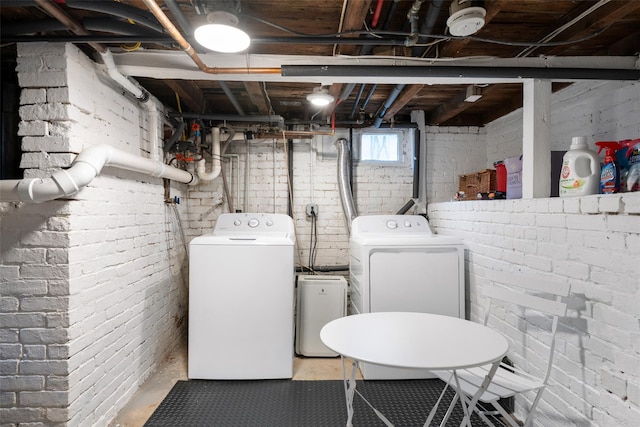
[336,0,373,56]
[383,84,424,121]
[164,80,203,113]
[428,86,478,125]
[243,81,270,115]
[440,0,510,57]
[531,1,640,56]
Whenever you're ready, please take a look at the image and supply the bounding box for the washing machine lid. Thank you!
[191,213,295,245]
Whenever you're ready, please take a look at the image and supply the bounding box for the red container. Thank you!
[494,161,507,193]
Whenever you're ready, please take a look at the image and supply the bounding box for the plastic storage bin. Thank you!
[504,155,523,199]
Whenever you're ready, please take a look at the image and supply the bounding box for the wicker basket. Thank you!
[459,169,497,194]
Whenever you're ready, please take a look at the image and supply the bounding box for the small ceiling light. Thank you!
[306,86,335,107]
[194,11,250,53]
[447,0,486,37]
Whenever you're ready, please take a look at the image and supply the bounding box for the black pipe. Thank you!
[412,128,420,199]
[396,199,416,215]
[413,0,445,58]
[287,132,294,217]
[65,0,165,33]
[361,84,377,110]
[0,34,167,43]
[295,265,349,273]
[163,121,186,152]
[282,65,640,81]
[1,34,409,46]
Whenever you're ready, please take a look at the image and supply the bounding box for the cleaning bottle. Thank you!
[596,141,622,194]
[559,136,600,197]
[619,138,640,192]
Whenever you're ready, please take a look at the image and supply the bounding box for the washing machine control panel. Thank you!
[214,213,294,235]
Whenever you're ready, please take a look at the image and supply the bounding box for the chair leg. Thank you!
[424,377,452,427]
[440,393,459,427]
[491,401,521,427]
[522,389,545,427]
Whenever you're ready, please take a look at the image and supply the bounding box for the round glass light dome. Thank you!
[194,11,250,53]
[306,87,335,106]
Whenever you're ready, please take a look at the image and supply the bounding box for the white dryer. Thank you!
[188,213,295,379]
[349,214,465,379]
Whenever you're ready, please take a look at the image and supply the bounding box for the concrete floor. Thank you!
[109,341,358,427]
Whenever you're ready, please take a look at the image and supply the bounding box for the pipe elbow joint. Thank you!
[405,34,419,47]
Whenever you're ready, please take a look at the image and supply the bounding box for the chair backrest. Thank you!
[482,270,570,384]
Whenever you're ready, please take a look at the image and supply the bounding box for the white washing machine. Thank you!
[188,213,295,379]
[349,214,465,379]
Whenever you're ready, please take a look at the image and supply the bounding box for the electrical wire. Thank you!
[243,15,614,49]
[309,211,318,271]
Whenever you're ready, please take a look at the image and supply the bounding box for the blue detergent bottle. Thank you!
[619,138,640,192]
[596,141,622,194]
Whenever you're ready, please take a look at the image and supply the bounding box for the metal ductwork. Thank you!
[335,138,357,233]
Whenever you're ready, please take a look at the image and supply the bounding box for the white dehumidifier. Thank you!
[296,275,347,357]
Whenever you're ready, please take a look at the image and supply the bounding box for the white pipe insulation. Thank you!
[0,144,197,204]
[196,127,221,181]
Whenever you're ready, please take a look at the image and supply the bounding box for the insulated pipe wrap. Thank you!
[335,138,357,233]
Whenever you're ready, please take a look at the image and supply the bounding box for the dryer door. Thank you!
[369,247,462,317]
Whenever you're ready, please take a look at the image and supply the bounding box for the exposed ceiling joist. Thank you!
[383,84,424,121]
[164,80,203,112]
[243,81,271,115]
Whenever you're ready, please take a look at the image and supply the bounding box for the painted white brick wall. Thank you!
[428,195,640,426]
[187,128,416,269]
[426,126,486,203]
[0,43,189,426]
[428,79,640,427]
[486,81,640,159]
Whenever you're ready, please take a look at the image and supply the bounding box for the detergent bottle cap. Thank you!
[570,136,588,150]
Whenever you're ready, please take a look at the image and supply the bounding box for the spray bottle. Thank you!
[596,141,622,194]
[619,138,640,192]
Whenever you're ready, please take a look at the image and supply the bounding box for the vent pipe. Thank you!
[335,138,357,233]
[0,144,197,204]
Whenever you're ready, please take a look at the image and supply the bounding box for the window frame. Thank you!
[353,129,410,167]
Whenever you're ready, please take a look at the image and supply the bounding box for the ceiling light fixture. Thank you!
[306,86,335,107]
[446,0,486,37]
[194,10,250,53]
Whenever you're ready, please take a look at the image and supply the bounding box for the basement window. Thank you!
[355,131,405,165]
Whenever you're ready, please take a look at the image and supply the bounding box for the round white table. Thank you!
[320,312,509,427]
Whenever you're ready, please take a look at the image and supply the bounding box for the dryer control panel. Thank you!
[351,215,433,236]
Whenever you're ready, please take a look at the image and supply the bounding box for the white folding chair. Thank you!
[431,270,570,427]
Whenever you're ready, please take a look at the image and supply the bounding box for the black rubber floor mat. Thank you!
[144,379,489,426]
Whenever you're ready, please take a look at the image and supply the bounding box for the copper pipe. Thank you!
[142,0,281,75]
[34,0,106,54]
